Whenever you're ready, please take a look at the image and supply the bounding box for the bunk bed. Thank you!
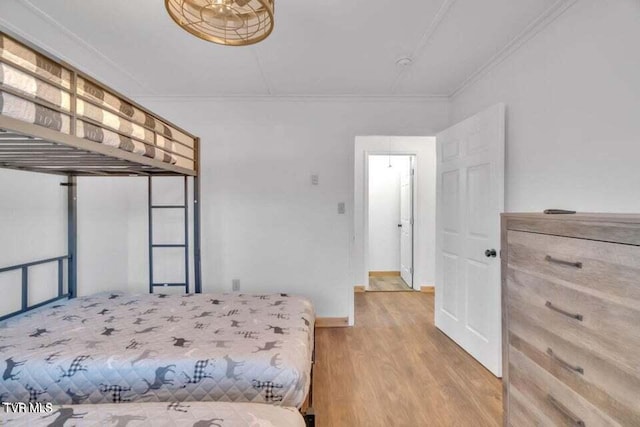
[0,30,316,426]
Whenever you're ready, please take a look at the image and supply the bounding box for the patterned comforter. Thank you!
[0,32,195,169]
[0,292,315,408]
[0,401,305,427]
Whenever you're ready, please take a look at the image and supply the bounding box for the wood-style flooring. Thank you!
[314,292,502,427]
[368,275,413,291]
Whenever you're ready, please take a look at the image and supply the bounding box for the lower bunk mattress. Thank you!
[0,401,306,426]
[0,292,315,408]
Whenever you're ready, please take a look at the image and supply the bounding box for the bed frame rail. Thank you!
[0,255,71,321]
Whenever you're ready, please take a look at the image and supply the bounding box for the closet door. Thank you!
[435,103,505,377]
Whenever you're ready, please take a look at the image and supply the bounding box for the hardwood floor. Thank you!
[368,275,413,291]
[314,292,503,427]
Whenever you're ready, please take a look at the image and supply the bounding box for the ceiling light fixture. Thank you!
[165,0,275,46]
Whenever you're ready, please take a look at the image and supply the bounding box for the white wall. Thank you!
[368,155,411,272]
[354,136,437,294]
[450,0,640,213]
[0,99,448,322]
[0,169,66,314]
[0,171,138,315]
[133,98,449,323]
[76,177,141,296]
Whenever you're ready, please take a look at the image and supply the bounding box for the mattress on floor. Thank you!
[0,401,306,427]
[0,291,315,408]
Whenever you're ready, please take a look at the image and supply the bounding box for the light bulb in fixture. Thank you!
[202,1,245,30]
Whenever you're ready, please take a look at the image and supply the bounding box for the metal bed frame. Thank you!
[0,29,202,320]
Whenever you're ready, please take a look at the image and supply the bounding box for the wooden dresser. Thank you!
[501,213,640,427]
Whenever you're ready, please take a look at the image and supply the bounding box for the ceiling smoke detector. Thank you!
[396,57,413,68]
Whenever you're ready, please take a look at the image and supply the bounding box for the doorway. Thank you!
[353,107,505,377]
[367,155,415,291]
[353,136,437,299]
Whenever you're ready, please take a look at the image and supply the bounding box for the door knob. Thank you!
[485,249,497,258]
[397,224,402,228]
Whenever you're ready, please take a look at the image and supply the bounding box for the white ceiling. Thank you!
[0,0,565,98]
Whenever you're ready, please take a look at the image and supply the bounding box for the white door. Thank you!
[399,157,414,287]
[435,103,505,377]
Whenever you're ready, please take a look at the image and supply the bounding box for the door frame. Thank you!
[365,153,417,290]
[353,136,437,297]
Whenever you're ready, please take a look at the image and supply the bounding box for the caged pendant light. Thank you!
[165,0,275,46]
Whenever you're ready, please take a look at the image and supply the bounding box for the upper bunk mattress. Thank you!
[0,292,315,408]
[1,401,306,427]
[0,33,196,171]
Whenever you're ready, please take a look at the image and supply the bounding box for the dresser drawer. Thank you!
[509,345,619,426]
[506,265,640,374]
[502,214,640,427]
[507,230,640,305]
[508,312,640,425]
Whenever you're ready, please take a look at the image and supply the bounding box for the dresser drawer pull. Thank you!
[548,395,585,427]
[545,301,584,321]
[545,255,583,269]
[547,348,584,374]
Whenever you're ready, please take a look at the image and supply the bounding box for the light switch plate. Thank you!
[338,202,346,214]
[232,279,240,291]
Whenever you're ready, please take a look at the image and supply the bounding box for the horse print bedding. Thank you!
[0,292,315,408]
[0,401,306,427]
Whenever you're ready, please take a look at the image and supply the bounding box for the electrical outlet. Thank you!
[311,174,319,185]
[232,279,240,291]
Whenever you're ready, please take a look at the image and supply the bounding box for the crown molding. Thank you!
[450,0,579,99]
[132,94,451,104]
[1,0,579,103]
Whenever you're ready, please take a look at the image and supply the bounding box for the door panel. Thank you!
[436,103,505,377]
[465,259,490,340]
[442,253,459,318]
[399,158,414,287]
[442,170,460,233]
[467,163,491,238]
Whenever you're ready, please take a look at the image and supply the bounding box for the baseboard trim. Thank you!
[316,317,350,328]
[354,285,366,293]
[420,286,435,294]
[369,271,401,277]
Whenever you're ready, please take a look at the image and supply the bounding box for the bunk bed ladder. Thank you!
[148,176,190,294]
